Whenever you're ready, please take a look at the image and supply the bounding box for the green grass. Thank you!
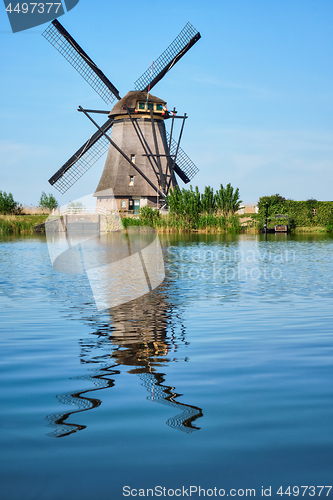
[121,213,243,233]
[122,213,333,234]
[294,226,328,233]
[3,213,330,235]
[0,214,48,234]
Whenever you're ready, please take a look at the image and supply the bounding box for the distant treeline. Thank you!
[0,190,58,234]
[0,191,58,215]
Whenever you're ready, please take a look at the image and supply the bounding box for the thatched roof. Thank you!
[109,90,166,119]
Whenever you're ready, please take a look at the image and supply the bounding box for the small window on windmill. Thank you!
[147,102,154,110]
[131,154,135,163]
[138,102,145,110]
[129,176,134,186]
[156,104,163,111]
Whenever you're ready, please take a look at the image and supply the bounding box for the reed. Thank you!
[121,210,243,233]
[0,215,48,234]
[21,205,51,215]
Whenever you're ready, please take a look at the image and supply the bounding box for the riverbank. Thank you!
[1,213,332,235]
[0,214,49,234]
[122,214,332,234]
[294,226,329,233]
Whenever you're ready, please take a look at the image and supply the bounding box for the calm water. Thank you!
[0,232,333,499]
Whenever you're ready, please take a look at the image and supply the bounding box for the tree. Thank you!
[257,194,286,219]
[166,186,183,218]
[215,183,242,216]
[201,186,216,214]
[181,185,202,228]
[0,191,22,214]
[167,185,202,229]
[39,192,58,211]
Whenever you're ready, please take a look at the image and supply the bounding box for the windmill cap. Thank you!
[109,90,166,119]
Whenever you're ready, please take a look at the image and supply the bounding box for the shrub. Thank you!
[139,206,161,226]
[257,195,333,229]
[121,217,143,228]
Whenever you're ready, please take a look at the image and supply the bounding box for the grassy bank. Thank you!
[232,213,333,234]
[122,212,333,234]
[293,226,329,233]
[122,212,244,233]
[257,195,333,230]
[0,214,48,234]
[2,213,332,235]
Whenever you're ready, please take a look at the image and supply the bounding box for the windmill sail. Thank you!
[42,20,121,105]
[49,119,114,194]
[166,131,199,183]
[139,372,203,433]
[134,23,201,92]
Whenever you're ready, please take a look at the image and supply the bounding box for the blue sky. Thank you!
[1,0,333,207]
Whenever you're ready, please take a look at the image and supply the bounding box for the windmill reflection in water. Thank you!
[46,291,203,438]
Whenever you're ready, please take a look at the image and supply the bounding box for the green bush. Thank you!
[166,184,242,232]
[228,214,242,232]
[198,214,218,228]
[139,206,161,226]
[167,185,202,229]
[122,185,243,233]
[121,217,143,228]
[201,186,215,215]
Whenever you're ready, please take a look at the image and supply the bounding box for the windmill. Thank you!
[43,19,201,212]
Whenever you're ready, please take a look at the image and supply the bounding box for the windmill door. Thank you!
[133,199,140,215]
